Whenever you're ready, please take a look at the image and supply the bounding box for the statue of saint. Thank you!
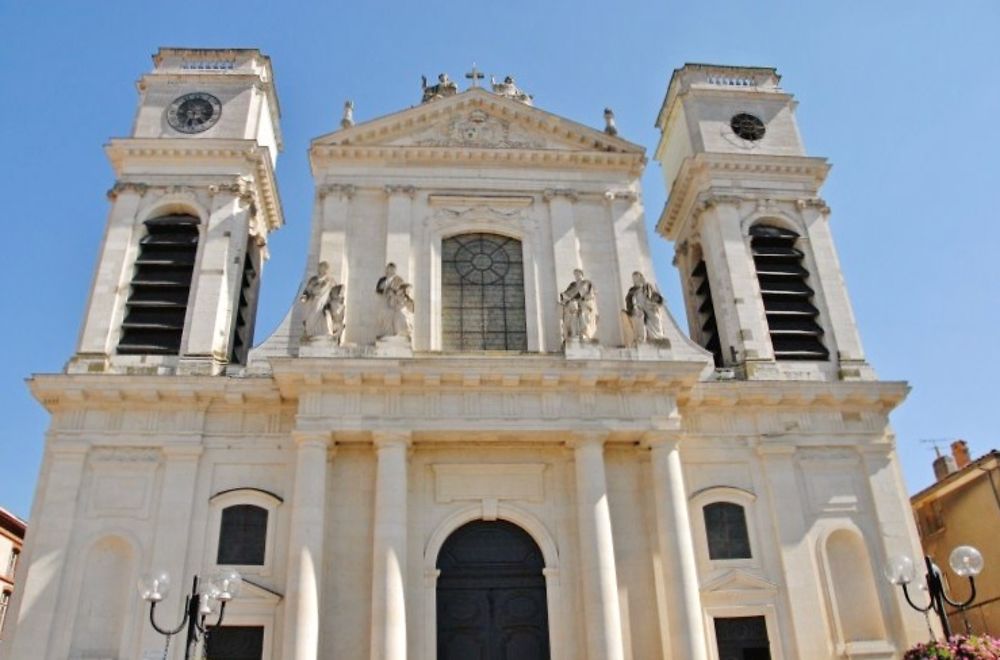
[559,269,598,342]
[341,99,355,129]
[490,75,533,105]
[375,263,414,340]
[622,271,666,346]
[299,261,345,343]
[421,73,459,103]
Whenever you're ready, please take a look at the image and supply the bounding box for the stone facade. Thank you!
[6,51,927,659]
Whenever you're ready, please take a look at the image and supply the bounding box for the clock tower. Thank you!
[654,64,872,381]
[70,48,284,375]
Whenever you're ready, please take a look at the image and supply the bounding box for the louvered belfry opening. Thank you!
[691,257,723,367]
[749,224,829,360]
[229,240,261,365]
[118,214,199,355]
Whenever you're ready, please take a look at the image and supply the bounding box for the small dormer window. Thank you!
[118,215,199,355]
[749,224,829,361]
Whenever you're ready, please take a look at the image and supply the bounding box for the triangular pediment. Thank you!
[239,578,283,604]
[311,88,644,155]
[701,569,778,594]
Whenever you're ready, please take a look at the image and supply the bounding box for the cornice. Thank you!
[310,143,645,176]
[104,138,284,232]
[656,152,830,239]
[680,380,909,413]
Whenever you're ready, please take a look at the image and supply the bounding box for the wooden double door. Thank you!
[436,520,550,660]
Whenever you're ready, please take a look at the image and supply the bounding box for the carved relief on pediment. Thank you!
[404,110,547,149]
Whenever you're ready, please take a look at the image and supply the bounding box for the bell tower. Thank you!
[71,48,284,375]
[654,64,872,381]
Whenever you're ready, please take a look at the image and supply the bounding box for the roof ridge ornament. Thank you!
[490,74,533,106]
[421,73,459,103]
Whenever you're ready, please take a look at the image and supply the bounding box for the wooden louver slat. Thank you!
[691,259,723,367]
[749,224,829,361]
[228,239,261,366]
[117,215,199,355]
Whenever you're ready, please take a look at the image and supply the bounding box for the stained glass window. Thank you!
[217,504,268,566]
[704,502,752,560]
[442,233,527,351]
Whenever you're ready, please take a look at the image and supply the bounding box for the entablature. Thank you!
[105,137,284,231]
[657,152,830,238]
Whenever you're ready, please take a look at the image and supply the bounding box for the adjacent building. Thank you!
[0,507,26,644]
[911,441,1000,635]
[6,49,927,659]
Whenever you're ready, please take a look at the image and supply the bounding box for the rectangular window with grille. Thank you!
[206,625,264,660]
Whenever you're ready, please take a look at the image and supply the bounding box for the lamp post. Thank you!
[885,545,983,639]
[138,569,243,659]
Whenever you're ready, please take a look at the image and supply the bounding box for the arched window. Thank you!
[703,502,752,560]
[749,224,829,361]
[441,233,527,351]
[690,250,723,367]
[217,504,268,566]
[118,214,199,355]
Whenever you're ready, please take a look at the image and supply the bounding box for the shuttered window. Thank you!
[118,215,199,355]
[704,502,752,560]
[441,233,527,351]
[749,225,829,361]
[691,259,723,367]
[217,504,268,566]
[229,240,261,365]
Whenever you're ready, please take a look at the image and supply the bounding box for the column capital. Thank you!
[384,184,416,198]
[543,188,579,202]
[641,430,683,451]
[372,429,412,449]
[48,438,91,457]
[291,430,333,450]
[566,430,608,450]
[318,183,356,200]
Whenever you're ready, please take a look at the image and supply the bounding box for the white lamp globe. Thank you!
[884,555,915,585]
[137,571,171,602]
[212,569,243,601]
[949,545,984,577]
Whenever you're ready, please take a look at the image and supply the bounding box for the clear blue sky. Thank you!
[1,1,997,519]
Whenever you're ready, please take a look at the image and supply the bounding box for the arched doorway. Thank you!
[436,520,550,660]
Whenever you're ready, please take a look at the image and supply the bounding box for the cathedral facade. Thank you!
[7,48,925,659]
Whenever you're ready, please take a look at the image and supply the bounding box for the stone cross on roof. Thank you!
[465,63,484,88]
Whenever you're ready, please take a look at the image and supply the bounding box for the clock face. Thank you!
[730,113,766,141]
[166,92,222,134]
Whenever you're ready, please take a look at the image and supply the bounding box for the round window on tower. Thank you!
[730,113,766,141]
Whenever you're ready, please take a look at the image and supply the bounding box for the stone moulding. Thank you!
[104,137,284,232]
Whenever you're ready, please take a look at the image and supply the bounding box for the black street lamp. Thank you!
[138,569,243,659]
[885,545,984,639]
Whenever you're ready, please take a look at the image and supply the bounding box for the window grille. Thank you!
[229,240,261,365]
[691,259,723,366]
[704,502,752,560]
[713,615,771,660]
[118,215,199,355]
[217,504,268,566]
[749,225,829,361]
[0,590,10,636]
[441,233,527,351]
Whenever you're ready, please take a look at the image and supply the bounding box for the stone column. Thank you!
[370,431,411,660]
[384,186,415,281]
[317,184,356,284]
[757,444,828,659]
[570,432,625,660]
[6,440,88,660]
[645,432,708,660]
[545,189,582,284]
[282,432,333,660]
[139,444,203,655]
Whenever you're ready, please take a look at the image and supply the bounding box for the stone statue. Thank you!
[604,108,618,136]
[299,261,345,343]
[622,271,667,346]
[341,99,355,129]
[375,262,414,340]
[421,73,459,103]
[490,75,533,105]
[559,269,598,342]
